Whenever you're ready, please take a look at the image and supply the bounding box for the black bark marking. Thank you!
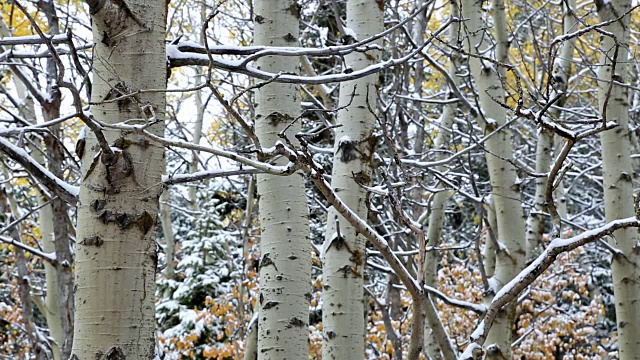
[266,112,293,126]
[352,171,371,185]
[262,301,279,310]
[81,236,104,247]
[259,253,278,271]
[91,204,155,234]
[90,199,107,212]
[283,33,297,42]
[105,150,134,184]
[103,82,134,110]
[288,316,305,328]
[338,264,353,277]
[337,139,358,163]
[105,346,126,360]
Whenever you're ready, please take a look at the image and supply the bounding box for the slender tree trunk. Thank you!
[596,0,640,357]
[483,197,497,278]
[188,3,206,210]
[525,0,577,262]
[421,0,462,357]
[43,102,75,360]
[1,9,73,359]
[1,17,65,357]
[159,178,175,279]
[321,1,382,359]
[37,3,75,356]
[31,142,65,360]
[253,1,310,358]
[462,0,526,357]
[244,315,258,360]
[71,0,166,358]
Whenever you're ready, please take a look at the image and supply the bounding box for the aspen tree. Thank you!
[597,0,640,356]
[422,0,462,356]
[254,1,311,358]
[461,0,526,357]
[71,0,166,357]
[525,0,577,262]
[321,0,383,358]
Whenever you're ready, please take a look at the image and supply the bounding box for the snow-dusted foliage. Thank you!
[156,178,257,359]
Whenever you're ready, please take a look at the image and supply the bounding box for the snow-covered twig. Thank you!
[461,217,640,359]
[0,137,78,204]
[0,235,56,263]
[162,168,260,185]
[101,121,298,176]
[424,285,487,314]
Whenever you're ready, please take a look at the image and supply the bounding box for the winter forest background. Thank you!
[0,0,639,358]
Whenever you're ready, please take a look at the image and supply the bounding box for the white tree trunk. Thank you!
[525,0,577,261]
[462,0,526,357]
[422,0,462,356]
[321,1,382,359]
[188,3,206,209]
[253,1,310,359]
[0,16,67,360]
[2,23,64,357]
[71,0,166,358]
[31,141,64,360]
[597,0,640,356]
[159,178,175,279]
[484,197,497,278]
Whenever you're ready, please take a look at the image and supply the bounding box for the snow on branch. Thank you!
[424,285,487,314]
[168,17,457,84]
[162,167,260,185]
[102,121,298,176]
[461,217,640,359]
[0,136,79,205]
[0,235,56,263]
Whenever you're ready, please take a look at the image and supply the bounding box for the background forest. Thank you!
[0,0,639,359]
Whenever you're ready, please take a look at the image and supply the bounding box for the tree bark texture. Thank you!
[254,1,311,359]
[71,0,166,358]
[321,1,383,359]
[462,0,526,357]
[597,0,640,357]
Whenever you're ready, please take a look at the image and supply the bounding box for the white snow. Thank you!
[0,137,79,198]
[342,27,358,40]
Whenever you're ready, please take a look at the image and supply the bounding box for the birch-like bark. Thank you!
[462,0,526,357]
[0,17,64,357]
[159,178,175,279]
[71,0,166,358]
[253,1,310,358]
[321,1,382,358]
[188,3,206,209]
[243,314,258,360]
[483,197,497,278]
[422,0,462,357]
[596,0,640,356]
[525,0,577,262]
[35,3,75,356]
[2,4,75,355]
[30,141,64,360]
